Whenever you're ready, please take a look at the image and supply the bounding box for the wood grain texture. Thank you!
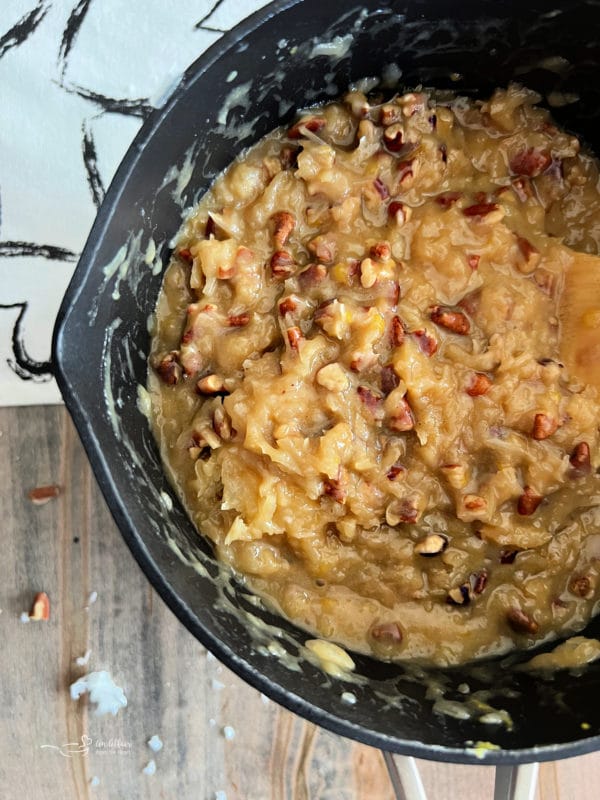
[1,405,599,800]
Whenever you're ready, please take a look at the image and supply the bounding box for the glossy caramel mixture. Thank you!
[150,85,600,666]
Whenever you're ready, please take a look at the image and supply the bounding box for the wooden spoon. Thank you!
[559,249,600,389]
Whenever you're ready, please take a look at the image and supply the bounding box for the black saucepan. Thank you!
[53,0,600,765]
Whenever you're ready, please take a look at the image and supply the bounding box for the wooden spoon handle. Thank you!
[559,250,600,389]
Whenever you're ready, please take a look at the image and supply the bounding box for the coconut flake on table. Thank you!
[75,649,92,666]
[147,734,163,752]
[90,776,100,788]
[70,671,127,716]
[222,726,235,741]
[85,591,98,610]
[142,759,156,776]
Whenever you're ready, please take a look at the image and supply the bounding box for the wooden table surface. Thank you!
[2,404,600,800]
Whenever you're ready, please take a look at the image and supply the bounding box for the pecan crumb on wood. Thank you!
[28,485,61,505]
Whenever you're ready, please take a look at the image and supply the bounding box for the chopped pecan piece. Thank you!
[373,177,389,199]
[270,250,296,278]
[387,281,401,305]
[287,116,326,139]
[569,574,593,598]
[414,533,448,557]
[441,463,468,489]
[509,147,551,177]
[324,477,346,504]
[507,607,539,634]
[517,486,543,516]
[287,326,304,351]
[370,621,403,644]
[467,254,480,271]
[298,263,327,287]
[280,145,299,169]
[357,386,384,420]
[178,247,193,263]
[471,570,488,594]
[466,372,492,397]
[463,494,487,512]
[227,313,250,327]
[278,296,298,317]
[196,374,227,395]
[516,236,541,274]
[28,485,61,505]
[346,90,370,118]
[447,584,471,605]
[463,202,500,219]
[412,329,438,356]
[435,191,462,208]
[500,549,518,564]
[401,92,426,117]
[370,241,391,260]
[390,315,405,347]
[308,237,336,264]
[430,306,470,335]
[383,123,404,152]
[155,351,181,386]
[386,498,419,525]
[532,413,558,440]
[213,406,233,441]
[511,177,533,202]
[389,396,415,432]
[396,159,415,188]
[387,463,407,481]
[381,364,399,395]
[569,442,591,476]
[314,299,349,338]
[534,268,555,296]
[380,104,402,126]
[191,427,220,450]
[29,591,50,621]
[359,257,380,288]
[388,200,412,225]
[271,211,295,247]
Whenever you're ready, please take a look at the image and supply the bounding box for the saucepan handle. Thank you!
[493,763,539,800]
[382,753,539,800]
[382,752,428,800]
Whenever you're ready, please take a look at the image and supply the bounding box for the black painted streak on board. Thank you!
[0,241,78,261]
[58,0,94,78]
[0,0,50,60]
[63,83,154,119]
[81,121,105,209]
[195,0,227,29]
[0,303,53,381]
[197,25,226,34]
